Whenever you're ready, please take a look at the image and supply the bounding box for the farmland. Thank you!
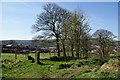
[2,53,119,79]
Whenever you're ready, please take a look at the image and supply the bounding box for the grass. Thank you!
[1,52,119,78]
[1,52,67,61]
[2,53,76,78]
[2,59,76,78]
[71,58,119,78]
[2,53,56,61]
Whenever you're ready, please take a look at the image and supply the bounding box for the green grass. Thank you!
[2,53,119,78]
[2,53,76,78]
[2,53,58,61]
[1,52,68,61]
[2,59,76,78]
[72,58,119,78]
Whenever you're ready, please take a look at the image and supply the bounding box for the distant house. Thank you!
[48,47,57,53]
[2,44,21,53]
[2,44,14,53]
[39,47,57,53]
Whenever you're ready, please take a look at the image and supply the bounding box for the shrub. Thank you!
[28,56,35,63]
[50,56,77,61]
[75,61,84,67]
[50,56,61,61]
[58,64,71,69]
[90,58,108,66]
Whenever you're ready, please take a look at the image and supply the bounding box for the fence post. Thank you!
[35,51,40,64]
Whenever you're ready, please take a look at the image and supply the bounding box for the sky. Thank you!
[1,2,118,40]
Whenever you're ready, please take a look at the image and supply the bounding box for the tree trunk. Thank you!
[99,48,103,59]
[62,41,66,57]
[61,40,67,61]
[102,46,105,59]
[76,45,80,59]
[15,50,18,61]
[49,52,51,58]
[71,44,74,58]
[56,38,60,57]
[15,53,17,61]
[76,51,79,59]
[76,40,80,59]
[35,51,40,64]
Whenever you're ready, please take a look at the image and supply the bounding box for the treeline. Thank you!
[32,3,117,60]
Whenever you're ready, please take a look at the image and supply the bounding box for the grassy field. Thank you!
[2,53,58,61]
[1,53,119,79]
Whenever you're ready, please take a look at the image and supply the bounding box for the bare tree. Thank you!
[92,29,116,58]
[32,3,70,57]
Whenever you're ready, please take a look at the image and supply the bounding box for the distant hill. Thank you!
[2,40,32,46]
[1,40,120,47]
[1,40,56,47]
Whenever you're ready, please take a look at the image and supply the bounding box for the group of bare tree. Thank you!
[32,3,116,61]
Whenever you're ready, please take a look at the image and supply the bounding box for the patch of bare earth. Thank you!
[60,66,98,78]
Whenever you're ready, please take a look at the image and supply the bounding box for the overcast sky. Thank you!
[1,2,118,40]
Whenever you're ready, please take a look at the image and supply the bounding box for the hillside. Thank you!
[2,40,32,46]
[2,52,119,79]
